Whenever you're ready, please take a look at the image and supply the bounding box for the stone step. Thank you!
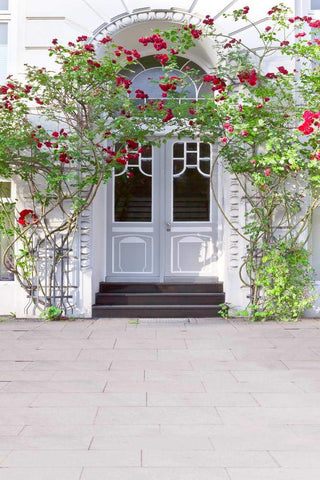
[92,304,222,318]
[95,292,225,306]
[98,282,224,294]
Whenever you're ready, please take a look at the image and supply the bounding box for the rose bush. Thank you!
[134,2,319,320]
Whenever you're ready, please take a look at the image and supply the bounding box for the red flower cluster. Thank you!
[159,77,180,92]
[277,66,288,74]
[77,35,88,42]
[265,72,278,79]
[17,209,38,226]
[190,27,202,39]
[100,36,112,44]
[268,6,281,15]
[135,89,149,99]
[0,83,16,96]
[154,54,169,65]
[237,69,258,86]
[310,20,320,28]
[203,15,214,25]
[59,152,72,163]
[84,44,95,53]
[116,157,127,166]
[295,32,306,38]
[139,34,167,51]
[122,48,141,62]
[298,110,320,135]
[288,15,313,24]
[87,59,101,68]
[242,6,249,14]
[105,142,141,165]
[223,122,234,132]
[162,108,174,122]
[203,74,226,93]
[224,38,238,49]
[114,45,141,62]
[126,140,139,150]
[52,129,68,138]
[116,76,132,90]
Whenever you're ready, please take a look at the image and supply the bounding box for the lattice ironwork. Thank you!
[25,233,78,316]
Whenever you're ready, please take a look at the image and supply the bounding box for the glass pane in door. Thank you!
[114,147,152,222]
[172,142,211,222]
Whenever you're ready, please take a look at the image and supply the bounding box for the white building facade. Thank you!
[0,0,319,318]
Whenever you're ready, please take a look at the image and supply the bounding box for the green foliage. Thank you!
[39,306,62,321]
[218,302,231,319]
[254,242,315,321]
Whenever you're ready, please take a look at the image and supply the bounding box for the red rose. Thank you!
[84,44,95,53]
[17,209,38,226]
[100,36,112,44]
[126,140,139,150]
[277,66,288,74]
[59,152,70,163]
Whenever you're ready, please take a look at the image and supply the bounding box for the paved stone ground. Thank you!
[0,317,320,479]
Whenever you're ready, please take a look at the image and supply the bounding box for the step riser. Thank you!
[95,293,225,306]
[99,283,224,294]
[92,307,222,318]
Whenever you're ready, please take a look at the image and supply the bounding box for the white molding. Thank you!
[91,8,203,41]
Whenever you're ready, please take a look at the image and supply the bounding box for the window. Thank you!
[311,0,320,9]
[0,23,8,84]
[0,181,14,280]
[0,0,8,10]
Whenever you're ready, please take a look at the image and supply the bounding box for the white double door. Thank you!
[106,139,219,282]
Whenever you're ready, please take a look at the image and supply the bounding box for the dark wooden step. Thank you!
[92,304,222,318]
[95,292,225,306]
[99,282,223,294]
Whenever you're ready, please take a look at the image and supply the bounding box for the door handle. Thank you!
[166,222,171,232]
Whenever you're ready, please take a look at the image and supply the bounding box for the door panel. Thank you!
[106,145,160,281]
[165,140,218,279]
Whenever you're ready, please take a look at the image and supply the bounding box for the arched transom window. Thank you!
[123,55,212,101]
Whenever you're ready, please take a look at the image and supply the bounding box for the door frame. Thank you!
[105,138,219,283]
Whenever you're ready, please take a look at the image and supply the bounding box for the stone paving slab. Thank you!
[0,317,319,479]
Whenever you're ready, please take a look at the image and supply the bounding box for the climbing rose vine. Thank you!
[134,2,319,321]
